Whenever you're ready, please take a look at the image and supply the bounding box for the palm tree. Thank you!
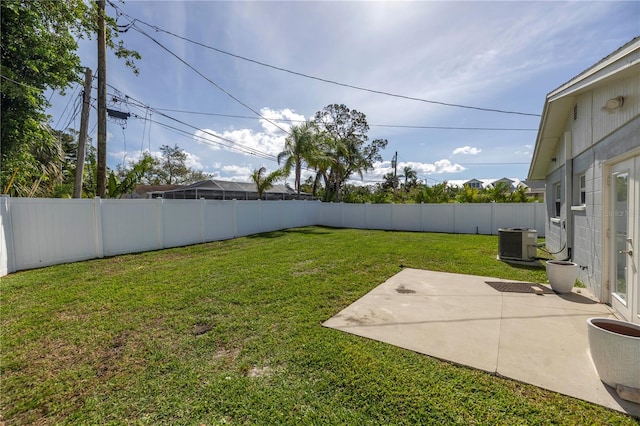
[277,121,318,196]
[251,167,285,200]
[401,166,418,190]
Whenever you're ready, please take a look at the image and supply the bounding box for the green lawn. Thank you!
[1,227,636,425]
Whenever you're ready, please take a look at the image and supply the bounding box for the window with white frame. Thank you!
[554,183,561,217]
[579,174,586,205]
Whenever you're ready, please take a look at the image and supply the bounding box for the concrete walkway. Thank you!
[323,268,640,417]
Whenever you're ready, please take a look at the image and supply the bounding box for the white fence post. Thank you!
[233,199,238,237]
[0,196,15,275]
[201,197,206,243]
[94,197,104,258]
[491,202,496,235]
[157,198,164,250]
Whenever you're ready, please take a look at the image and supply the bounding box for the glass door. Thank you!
[610,157,638,323]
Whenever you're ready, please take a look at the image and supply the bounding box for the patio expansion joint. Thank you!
[493,292,506,375]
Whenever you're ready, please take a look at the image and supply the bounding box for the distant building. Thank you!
[448,178,519,191]
[126,184,183,199]
[147,179,313,201]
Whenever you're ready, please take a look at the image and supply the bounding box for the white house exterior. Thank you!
[528,37,640,324]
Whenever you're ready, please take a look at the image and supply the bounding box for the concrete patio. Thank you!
[323,268,640,417]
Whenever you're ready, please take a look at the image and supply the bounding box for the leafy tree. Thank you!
[415,181,457,203]
[277,121,318,197]
[119,145,209,186]
[251,167,285,200]
[159,144,190,185]
[381,172,399,191]
[341,184,375,203]
[1,0,140,195]
[312,104,388,201]
[486,181,511,203]
[508,185,533,203]
[456,184,481,203]
[400,166,418,190]
[2,128,97,197]
[107,155,154,199]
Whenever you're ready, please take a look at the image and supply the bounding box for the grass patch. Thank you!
[1,227,636,424]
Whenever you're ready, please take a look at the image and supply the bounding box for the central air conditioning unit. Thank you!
[498,228,538,261]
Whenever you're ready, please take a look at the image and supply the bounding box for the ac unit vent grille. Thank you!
[498,228,537,261]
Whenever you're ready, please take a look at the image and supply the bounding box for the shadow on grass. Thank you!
[247,227,332,239]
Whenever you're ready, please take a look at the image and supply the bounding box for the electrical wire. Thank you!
[119,91,281,161]
[129,24,291,136]
[139,108,149,159]
[54,82,82,130]
[151,108,538,131]
[59,92,82,132]
[116,91,279,161]
[106,2,541,117]
[133,113,277,162]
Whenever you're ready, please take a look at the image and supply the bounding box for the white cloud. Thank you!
[184,152,203,170]
[258,107,306,135]
[364,159,465,182]
[452,146,482,156]
[194,127,284,157]
[193,107,306,158]
[221,165,252,176]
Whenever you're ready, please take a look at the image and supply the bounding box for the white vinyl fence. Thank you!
[0,197,544,276]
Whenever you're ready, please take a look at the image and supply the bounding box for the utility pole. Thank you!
[96,0,107,198]
[73,67,92,198]
[392,151,398,178]
[391,151,398,191]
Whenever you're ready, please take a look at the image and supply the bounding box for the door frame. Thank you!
[602,149,640,323]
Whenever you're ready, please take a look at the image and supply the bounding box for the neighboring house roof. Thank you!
[130,184,183,199]
[153,179,311,200]
[528,37,640,180]
[448,178,522,189]
[177,179,293,195]
[521,180,546,191]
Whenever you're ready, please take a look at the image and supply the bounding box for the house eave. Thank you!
[528,37,640,181]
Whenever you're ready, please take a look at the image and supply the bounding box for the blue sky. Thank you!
[46,1,640,187]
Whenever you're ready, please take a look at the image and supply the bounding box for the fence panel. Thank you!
[102,199,162,256]
[341,204,366,229]
[455,203,493,234]
[318,203,341,227]
[365,204,392,230]
[9,198,98,270]
[422,204,455,233]
[392,204,422,231]
[203,201,236,241]
[162,200,204,248]
[236,201,262,237]
[492,203,536,235]
[260,202,283,233]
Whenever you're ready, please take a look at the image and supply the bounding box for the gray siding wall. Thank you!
[545,166,566,258]
[552,116,640,298]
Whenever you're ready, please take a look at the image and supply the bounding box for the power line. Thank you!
[457,162,530,165]
[128,24,291,135]
[107,3,541,117]
[151,108,538,132]
[120,93,279,162]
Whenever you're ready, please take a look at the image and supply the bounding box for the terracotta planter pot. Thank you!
[545,260,578,293]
